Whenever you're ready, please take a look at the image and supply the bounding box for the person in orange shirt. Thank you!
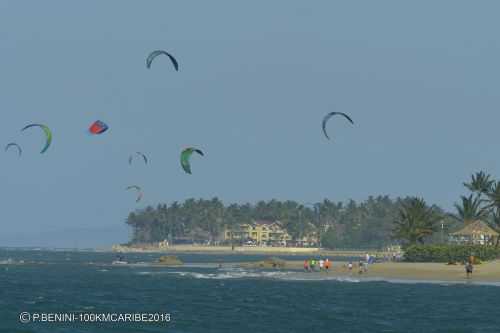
[324,258,331,272]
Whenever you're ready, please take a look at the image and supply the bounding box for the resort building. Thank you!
[449,220,499,245]
[224,220,292,246]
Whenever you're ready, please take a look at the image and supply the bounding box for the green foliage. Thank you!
[126,170,500,249]
[487,182,500,210]
[463,171,495,195]
[320,228,339,249]
[460,171,500,248]
[392,197,442,245]
[453,194,489,224]
[126,195,422,248]
[404,244,500,262]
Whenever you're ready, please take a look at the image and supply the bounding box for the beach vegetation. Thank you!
[391,198,442,245]
[460,171,500,247]
[127,196,412,249]
[452,194,489,225]
[404,244,500,262]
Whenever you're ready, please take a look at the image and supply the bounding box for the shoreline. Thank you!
[106,249,500,283]
[270,260,500,282]
[111,244,390,257]
[105,260,500,284]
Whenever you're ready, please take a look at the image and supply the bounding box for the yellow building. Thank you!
[224,220,292,246]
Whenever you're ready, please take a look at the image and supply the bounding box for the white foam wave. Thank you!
[0,258,26,265]
[134,269,500,286]
[136,271,174,276]
[136,269,291,279]
[162,270,361,281]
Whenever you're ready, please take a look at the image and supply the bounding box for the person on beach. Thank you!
[304,259,310,272]
[466,261,473,279]
[358,260,364,274]
[319,259,324,272]
[324,258,331,273]
[310,259,316,272]
[348,261,353,273]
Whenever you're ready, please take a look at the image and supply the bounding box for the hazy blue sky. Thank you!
[1,1,499,247]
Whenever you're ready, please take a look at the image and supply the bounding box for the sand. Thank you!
[112,244,392,257]
[274,260,500,282]
[111,244,500,282]
[113,244,320,253]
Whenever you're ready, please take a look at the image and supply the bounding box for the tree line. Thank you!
[125,171,500,249]
[392,171,500,247]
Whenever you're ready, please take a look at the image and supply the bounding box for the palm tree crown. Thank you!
[392,197,442,245]
[464,171,494,195]
[453,194,489,225]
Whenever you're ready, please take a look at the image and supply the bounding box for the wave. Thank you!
[0,258,26,265]
[168,270,291,280]
[139,269,362,282]
[135,268,500,286]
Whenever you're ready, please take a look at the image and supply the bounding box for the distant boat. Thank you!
[112,260,128,265]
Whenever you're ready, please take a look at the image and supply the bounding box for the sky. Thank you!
[0,1,499,248]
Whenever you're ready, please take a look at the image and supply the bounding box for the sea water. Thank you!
[1,249,499,333]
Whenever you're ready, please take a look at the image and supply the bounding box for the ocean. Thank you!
[1,249,499,333]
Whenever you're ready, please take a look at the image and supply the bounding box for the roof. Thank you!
[450,220,499,237]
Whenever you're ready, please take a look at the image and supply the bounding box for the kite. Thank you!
[5,143,22,157]
[146,50,179,71]
[128,152,148,165]
[126,185,143,203]
[322,112,354,140]
[21,123,52,154]
[180,147,204,174]
[89,120,109,135]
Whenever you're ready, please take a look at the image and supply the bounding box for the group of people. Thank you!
[347,253,372,275]
[303,254,376,274]
[346,260,369,274]
[303,258,332,272]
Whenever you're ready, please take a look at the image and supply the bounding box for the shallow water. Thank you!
[1,249,499,333]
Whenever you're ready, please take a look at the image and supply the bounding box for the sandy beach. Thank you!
[113,244,320,253]
[270,260,500,282]
[110,259,500,283]
[111,244,392,257]
[107,246,500,283]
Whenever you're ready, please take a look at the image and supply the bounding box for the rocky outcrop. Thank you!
[157,255,183,266]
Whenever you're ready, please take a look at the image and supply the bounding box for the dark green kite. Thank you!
[180,147,204,174]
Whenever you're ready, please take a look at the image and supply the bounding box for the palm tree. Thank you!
[464,171,495,197]
[485,182,500,248]
[486,182,500,210]
[453,194,489,225]
[392,197,441,245]
[490,208,500,248]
